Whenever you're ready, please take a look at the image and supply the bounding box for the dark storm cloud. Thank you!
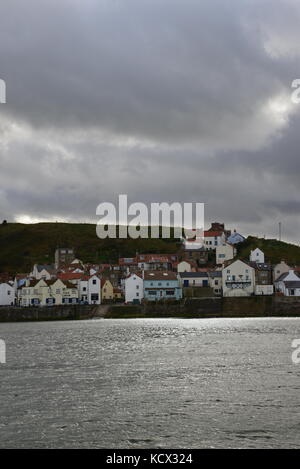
[0,0,300,242]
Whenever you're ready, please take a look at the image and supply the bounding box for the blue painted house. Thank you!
[144,271,182,301]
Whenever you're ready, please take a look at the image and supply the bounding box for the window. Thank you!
[136,285,139,289]
[92,279,97,285]
[83,287,87,292]
[7,290,10,295]
[166,290,175,295]
[148,291,156,295]
[91,293,99,301]
[136,292,139,297]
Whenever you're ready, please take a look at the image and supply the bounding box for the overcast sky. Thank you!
[0,0,299,243]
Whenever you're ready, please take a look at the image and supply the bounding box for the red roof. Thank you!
[204,231,223,237]
[58,273,83,281]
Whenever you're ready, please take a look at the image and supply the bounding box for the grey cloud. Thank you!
[0,0,300,243]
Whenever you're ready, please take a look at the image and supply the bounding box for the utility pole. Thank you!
[279,222,282,241]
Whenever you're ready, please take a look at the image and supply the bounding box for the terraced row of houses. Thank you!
[0,223,300,306]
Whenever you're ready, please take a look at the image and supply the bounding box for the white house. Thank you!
[250,248,265,264]
[87,275,101,304]
[0,282,15,306]
[30,264,56,280]
[222,260,255,297]
[275,270,300,296]
[125,273,144,303]
[216,242,236,266]
[203,231,226,250]
[79,275,101,304]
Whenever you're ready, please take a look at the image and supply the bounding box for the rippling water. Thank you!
[0,317,300,448]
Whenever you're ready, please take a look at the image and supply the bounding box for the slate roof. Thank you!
[144,271,178,281]
[179,272,208,278]
[285,281,300,289]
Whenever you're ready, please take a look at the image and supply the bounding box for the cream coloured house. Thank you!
[215,242,236,266]
[19,278,78,306]
[101,278,114,301]
[222,260,255,297]
[273,261,290,282]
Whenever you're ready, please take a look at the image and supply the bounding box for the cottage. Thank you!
[144,271,182,301]
[0,282,15,306]
[125,272,144,304]
[250,248,265,264]
[101,279,114,301]
[222,259,255,297]
[177,260,197,273]
[208,271,222,295]
[19,278,78,306]
[79,275,101,304]
[30,264,56,280]
[275,270,300,296]
[227,230,245,245]
[215,242,236,266]
[179,272,209,288]
[273,261,291,282]
[249,262,274,295]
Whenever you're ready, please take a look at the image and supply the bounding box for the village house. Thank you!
[101,279,114,301]
[273,260,291,282]
[222,259,256,297]
[250,248,265,264]
[125,272,144,304]
[208,271,222,295]
[30,264,56,280]
[118,257,138,272]
[177,260,197,273]
[18,278,78,306]
[79,275,101,304]
[144,271,182,301]
[179,272,209,288]
[0,281,15,306]
[215,242,236,266]
[136,254,177,271]
[54,247,75,269]
[227,230,246,245]
[203,231,226,250]
[182,247,208,265]
[249,262,274,295]
[275,270,300,296]
[113,288,123,301]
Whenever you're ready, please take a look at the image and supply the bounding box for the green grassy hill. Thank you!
[236,236,300,266]
[0,223,299,274]
[0,223,180,274]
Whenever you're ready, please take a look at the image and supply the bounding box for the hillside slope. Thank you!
[0,223,299,274]
[236,236,300,266]
[0,223,180,273]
